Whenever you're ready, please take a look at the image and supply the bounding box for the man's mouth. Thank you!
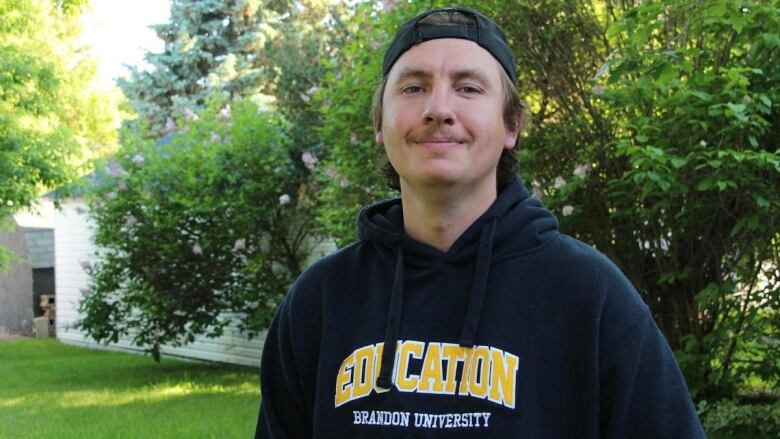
[408,133,465,146]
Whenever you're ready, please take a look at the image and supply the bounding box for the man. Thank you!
[256,7,706,438]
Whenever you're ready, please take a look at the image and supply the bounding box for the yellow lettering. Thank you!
[468,346,490,398]
[441,344,467,394]
[419,343,445,393]
[488,348,519,408]
[458,347,476,395]
[373,343,390,394]
[396,340,424,392]
[334,341,520,409]
[352,345,375,399]
[334,352,355,406]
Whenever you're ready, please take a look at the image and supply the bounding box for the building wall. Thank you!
[54,198,336,366]
[0,225,34,334]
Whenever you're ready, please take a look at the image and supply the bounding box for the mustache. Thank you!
[406,128,466,144]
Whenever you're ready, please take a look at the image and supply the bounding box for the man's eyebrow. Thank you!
[451,68,491,86]
[392,67,493,88]
[394,68,431,83]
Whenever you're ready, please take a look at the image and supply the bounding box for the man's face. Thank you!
[376,38,518,193]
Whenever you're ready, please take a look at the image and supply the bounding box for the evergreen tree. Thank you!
[119,0,268,137]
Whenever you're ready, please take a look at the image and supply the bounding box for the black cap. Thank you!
[382,7,517,83]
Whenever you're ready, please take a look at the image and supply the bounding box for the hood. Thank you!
[357,178,558,267]
[356,178,559,390]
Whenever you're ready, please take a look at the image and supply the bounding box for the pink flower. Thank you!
[573,163,591,179]
[105,162,128,178]
[233,238,246,251]
[124,215,138,227]
[79,260,93,275]
[218,104,232,122]
[183,107,199,122]
[164,117,176,133]
[554,176,567,189]
[279,194,291,205]
[324,167,340,179]
[301,152,318,170]
[132,154,145,168]
[562,205,574,216]
[192,244,203,256]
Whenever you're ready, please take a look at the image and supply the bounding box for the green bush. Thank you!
[79,96,316,360]
[316,0,780,400]
[700,399,780,439]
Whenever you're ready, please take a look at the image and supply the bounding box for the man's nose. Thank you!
[422,85,455,125]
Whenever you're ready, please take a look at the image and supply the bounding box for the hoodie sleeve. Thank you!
[254,290,314,439]
[599,310,706,438]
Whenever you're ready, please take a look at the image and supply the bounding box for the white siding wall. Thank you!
[54,198,271,367]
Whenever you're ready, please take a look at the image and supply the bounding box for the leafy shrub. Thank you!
[316,0,780,400]
[78,97,316,359]
[699,399,780,438]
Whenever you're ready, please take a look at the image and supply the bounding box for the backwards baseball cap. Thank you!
[382,7,517,83]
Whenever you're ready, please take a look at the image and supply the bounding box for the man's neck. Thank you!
[400,180,498,252]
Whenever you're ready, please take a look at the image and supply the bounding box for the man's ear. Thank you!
[375,129,384,145]
[503,114,523,150]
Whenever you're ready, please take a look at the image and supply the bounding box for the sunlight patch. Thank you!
[0,396,26,408]
[56,382,257,408]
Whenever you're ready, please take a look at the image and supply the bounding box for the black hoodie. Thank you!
[255,179,705,438]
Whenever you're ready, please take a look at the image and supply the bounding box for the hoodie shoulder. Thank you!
[551,234,651,349]
[288,241,374,297]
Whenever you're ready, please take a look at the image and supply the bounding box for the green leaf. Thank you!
[691,91,713,101]
[754,195,770,208]
[726,103,746,113]
[606,21,626,38]
[747,215,759,230]
[762,33,780,48]
[656,64,677,85]
[671,157,687,168]
[696,179,713,191]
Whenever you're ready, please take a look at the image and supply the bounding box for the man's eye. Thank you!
[458,85,482,94]
[402,85,424,94]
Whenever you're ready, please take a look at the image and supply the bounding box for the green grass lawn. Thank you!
[0,338,261,438]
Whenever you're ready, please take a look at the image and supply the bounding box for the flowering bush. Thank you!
[78,97,316,360]
[316,0,780,403]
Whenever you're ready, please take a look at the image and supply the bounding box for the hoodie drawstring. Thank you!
[459,217,497,347]
[375,217,498,389]
[376,248,404,389]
